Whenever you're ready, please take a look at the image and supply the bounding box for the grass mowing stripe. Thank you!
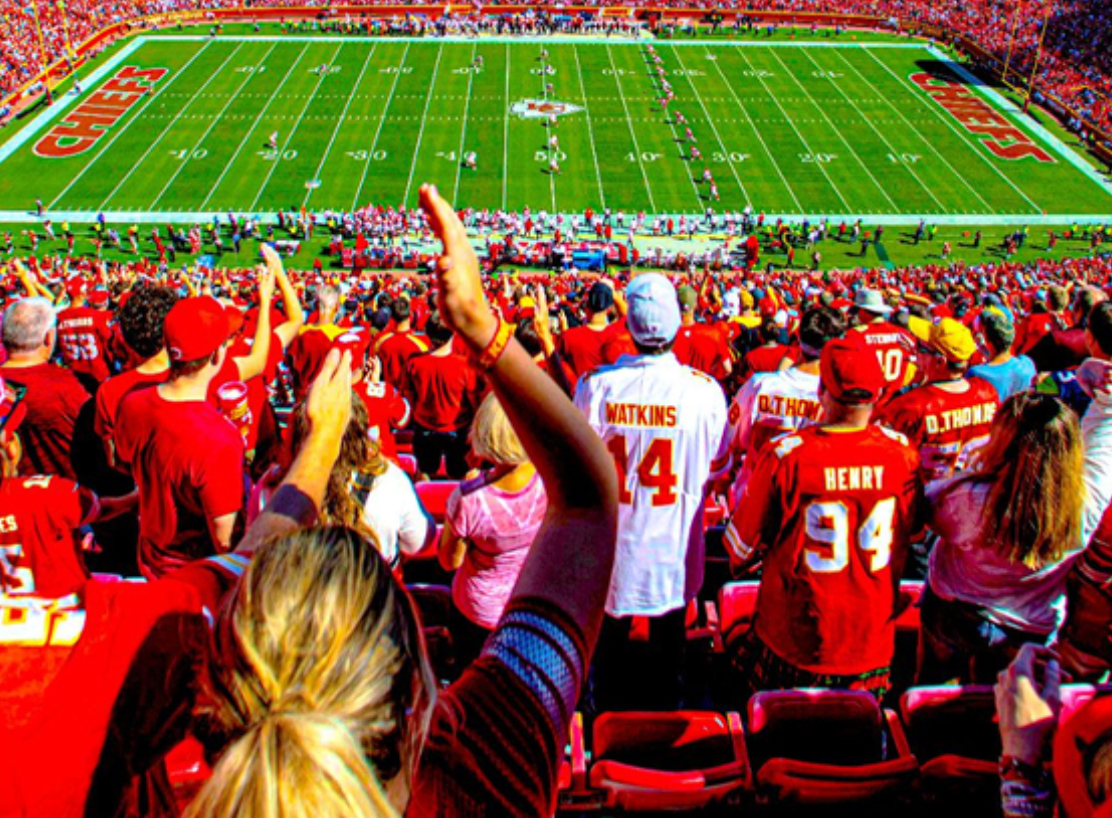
[98,42,246,212]
[249,41,346,211]
[763,48,900,213]
[402,43,445,208]
[705,46,803,214]
[302,41,380,208]
[798,48,946,214]
[668,46,750,208]
[352,43,410,210]
[149,42,279,210]
[502,43,511,211]
[603,44,657,213]
[303,42,379,209]
[571,44,606,210]
[861,47,1043,214]
[830,48,995,215]
[47,40,217,210]
[451,44,479,204]
[199,42,311,211]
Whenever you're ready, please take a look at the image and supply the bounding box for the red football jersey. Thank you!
[875,379,1000,483]
[94,367,167,455]
[852,322,917,401]
[408,351,483,433]
[114,389,245,579]
[374,330,430,395]
[56,305,114,382]
[1,362,91,482]
[673,322,731,379]
[354,379,411,461]
[556,324,613,382]
[725,425,922,675]
[0,475,98,599]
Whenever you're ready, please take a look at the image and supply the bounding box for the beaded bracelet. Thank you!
[474,317,513,371]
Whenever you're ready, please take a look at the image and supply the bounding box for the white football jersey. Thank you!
[727,367,822,505]
[575,353,728,616]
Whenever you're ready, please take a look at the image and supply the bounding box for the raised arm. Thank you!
[420,183,618,648]
[269,246,306,348]
[232,258,275,383]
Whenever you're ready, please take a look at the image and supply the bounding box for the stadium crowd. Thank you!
[3,0,1112,142]
[1,178,1112,815]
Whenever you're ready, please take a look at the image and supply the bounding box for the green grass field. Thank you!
[1,33,1111,223]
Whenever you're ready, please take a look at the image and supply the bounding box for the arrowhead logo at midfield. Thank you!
[510,99,584,119]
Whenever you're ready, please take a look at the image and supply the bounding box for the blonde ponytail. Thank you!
[189,527,435,817]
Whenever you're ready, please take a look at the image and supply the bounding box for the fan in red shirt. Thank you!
[0,297,92,481]
[740,318,790,382]
[56,281,115,386]
[724,335,922,699]
[554,281,616,387]
[849,288,917,403]
[334,332,411,462]
[876,318,1001,484]
[94,285,180,470]
[407,312,484,479]
[373,297,430,394]
[673,284,733,380]
[114,296,247,579]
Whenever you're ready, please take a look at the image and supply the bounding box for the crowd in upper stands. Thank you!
[1,0,1111,140]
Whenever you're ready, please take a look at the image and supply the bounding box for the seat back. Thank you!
[593,711,737,772]
[900,685,1000,763]
[416,481,459,523]
[718,581,760,653]
[748,689,885,768]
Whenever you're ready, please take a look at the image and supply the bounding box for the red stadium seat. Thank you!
[747,689,918,808]
[416,481,459,524]
[398,453,418,478]
[165,736,211,813]
[558,713,592,809]
[899,685,999,811]
[717,581,760,654]
[892,579,925,692]
[395,429,414,454]
[588,711,750,811]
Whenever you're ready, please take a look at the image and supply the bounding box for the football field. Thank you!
[1,34,1111,223]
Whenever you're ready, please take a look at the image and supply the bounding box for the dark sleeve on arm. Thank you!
[409,597,586,817]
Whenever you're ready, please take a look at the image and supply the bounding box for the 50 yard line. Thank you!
[351,43,411,211]
[149,41,279,211]
[198,42,312,212]
[249,41,347,212]
[47,40,217,210]
[303,41,379,209]
[96,42,246,213]
[401,43,445,208]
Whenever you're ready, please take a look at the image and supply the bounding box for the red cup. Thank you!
[217,381,253,443]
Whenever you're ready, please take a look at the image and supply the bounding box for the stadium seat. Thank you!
[588,711,750,811]
[165,736,211,813]
[395,429,414,454]
[717,581,760,655]
[891,579,925,694]
[747,689,918,808]
[415,481,459,524]
[405,584,455,683]
[398,452,418,478]
[899,685,1000,813]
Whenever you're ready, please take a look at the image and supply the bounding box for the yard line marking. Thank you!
[603,44,657,214]
[249,41,347,212]
[452,43,479,204]
[668,45,750,208]
[539,45,557,213]
[502,43,510,211]
[639,48,704,211]
[706,46,803,213]
[95,42,246,213]
[150,42,279,211]
[862,47,1044,214]
[831,50,994,214]
[799,48,947,214]
[764,48,899,212]
[199,42,312,211]
[571,43,607,210]
[47,40,216,210]
[302,41,378,209]
[402,43,445,208]
[733,48,851,213]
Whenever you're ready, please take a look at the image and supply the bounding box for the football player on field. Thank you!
[724,335,923,700]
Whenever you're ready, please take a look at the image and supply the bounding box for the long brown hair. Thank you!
[289,391,386,543]
[189,527,435,817]
[970,392,1083,569]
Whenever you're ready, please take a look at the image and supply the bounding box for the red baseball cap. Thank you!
[820,335,886,404]
[164,296,235,363]
[65,277,87,298]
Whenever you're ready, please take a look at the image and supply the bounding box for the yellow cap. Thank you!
[519,296,536,309]
[907,315,932,345]
[739,290,755,309]
[930,318,977,363]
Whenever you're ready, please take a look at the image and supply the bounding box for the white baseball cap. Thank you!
[626,273,681,348]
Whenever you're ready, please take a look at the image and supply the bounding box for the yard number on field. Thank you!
[800,153,837,164]
[627,152,662,162]
[170,149,207,160]
[258,149,298,161]
[346,150,388,161]
[887,153,922,164]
